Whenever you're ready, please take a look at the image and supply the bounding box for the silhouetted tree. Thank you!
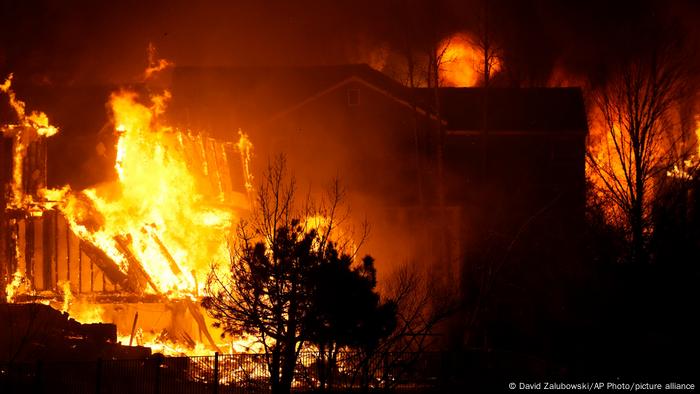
[471,0,502,88]
[202,157,394,394]
[335,263,457,392]
[586,42,691,263]
[306,253,396,391]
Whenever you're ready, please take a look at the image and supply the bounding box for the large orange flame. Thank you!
[45,89,251,297]
[438,33,501,87]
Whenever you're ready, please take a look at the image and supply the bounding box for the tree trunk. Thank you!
[631,197,645,264]
[279,344,296,394]
[270,348,282,394]
[631,161,646,264]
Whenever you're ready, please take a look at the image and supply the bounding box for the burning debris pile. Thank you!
[1,67,255,355]
[0,303,151,362]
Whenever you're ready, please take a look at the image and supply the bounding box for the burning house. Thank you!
[1,61,587,356]
[0,75,254,356]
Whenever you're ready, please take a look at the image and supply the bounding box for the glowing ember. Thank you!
[67,300,105,324]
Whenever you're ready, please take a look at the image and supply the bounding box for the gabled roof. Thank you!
[413,87,588,134]
[172,66,588,135]
[171,64,428,131]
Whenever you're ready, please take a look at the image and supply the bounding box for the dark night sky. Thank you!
[1,0,698,86]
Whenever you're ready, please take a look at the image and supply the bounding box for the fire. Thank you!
[236,129,254,195]
[587,98,700,228]
[2,52,263,355]
[586,109,638,221]
[668,115,700,180]
[144,43,173,80]
[46,89,251,297]
[5,269,25,303]
[696,115,700,157]
[438,32,501,87]
[300,214,360,260]
[67,299,105,324]
[60,281,72,313]
[124,333,265,357]
[1,74,59,208]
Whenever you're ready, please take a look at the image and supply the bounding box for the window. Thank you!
[347,88,360,106]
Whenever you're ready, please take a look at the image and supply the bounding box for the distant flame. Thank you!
[438,33,501,87]
[667,115,700,180]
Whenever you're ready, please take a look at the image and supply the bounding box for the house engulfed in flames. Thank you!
[1,61,590,356]
[0,74,253,355]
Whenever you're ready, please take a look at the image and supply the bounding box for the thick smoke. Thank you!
[2,1,698,87]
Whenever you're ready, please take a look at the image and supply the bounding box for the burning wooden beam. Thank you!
[114,235,159,294]
[78,240,133,292]
[185,299,221,353]
[145,231,221,352]
[117,232,222,353]
[148,229,184,278]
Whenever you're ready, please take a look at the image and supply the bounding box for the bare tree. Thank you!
[586,45,691,263]
[341,264,457,391]
[384,264,458,353]
[203,157,307,394]
[202,156,381,394]
[471,0,502,88]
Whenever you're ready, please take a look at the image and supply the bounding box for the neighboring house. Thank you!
[418,87,588,284]
[423,88,588,351]
[170,65,446,276]
[171,65,589,351]
[171,66,587,264]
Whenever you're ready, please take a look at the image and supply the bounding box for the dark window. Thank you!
[347,88,360,106]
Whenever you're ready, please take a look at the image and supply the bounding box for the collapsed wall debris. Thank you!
[0,303,151,362]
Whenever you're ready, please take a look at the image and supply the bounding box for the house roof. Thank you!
[170,64,420,131]
[173,66,588,135]
[413,87,588,133]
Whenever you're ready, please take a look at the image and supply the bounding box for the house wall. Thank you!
[168,70,590,351]
[259,80,461,283]
[445,130,587,350]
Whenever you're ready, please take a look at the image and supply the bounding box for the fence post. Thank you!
[154,354,162,394]
[95,358,102,394]
[213,352,219,394]
[383,353,389,392]
[33,360,42,394]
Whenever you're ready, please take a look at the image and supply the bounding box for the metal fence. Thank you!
[0,351,444,393]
